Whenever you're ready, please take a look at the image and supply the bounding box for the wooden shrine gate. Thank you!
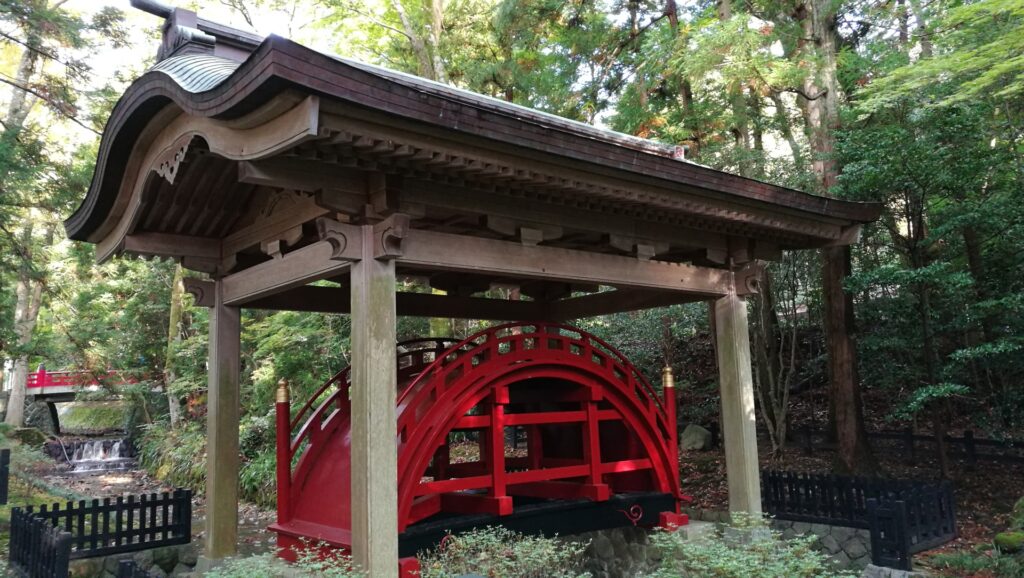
[271,323,686,559]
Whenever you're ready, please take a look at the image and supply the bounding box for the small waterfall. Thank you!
[64,438,136,473]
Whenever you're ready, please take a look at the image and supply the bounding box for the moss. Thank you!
[994,531,1024,554]
[10,427,48,448]
[59,401,128,433]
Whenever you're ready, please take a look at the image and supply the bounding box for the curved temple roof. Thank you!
[64,14,880,284]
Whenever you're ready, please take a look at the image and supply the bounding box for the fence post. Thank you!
[904,427,915,464]
[0,447,9,505]
[964,430,977,469]
[709,421,720,449]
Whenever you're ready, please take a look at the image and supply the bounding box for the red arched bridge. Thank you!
[270,323,687,558]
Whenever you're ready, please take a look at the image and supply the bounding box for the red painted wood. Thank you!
[271,322,682,555]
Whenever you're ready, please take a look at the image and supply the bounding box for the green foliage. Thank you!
[1013,497,1024,531]
[206,549,364,578]
[929,549,1024,577]
[417,526,591,578]
[137,421,208,493]
[643,514,852,578]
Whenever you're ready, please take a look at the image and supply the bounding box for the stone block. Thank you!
[844,537,869,559]
[792,521,811,534]
[830,550,851,569]
[171,563,193,576]
[681,424,713,450]
[153,545,179,572]
[179,544,200,566]
[831,525,857,542]
[132,549,154,568]
[809,523,831,536]
[820,534,842,554]
[69,558,104,578]
[148,565,169,578]
[681,520,716,542]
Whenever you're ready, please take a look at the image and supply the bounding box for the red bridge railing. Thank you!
[25,368,130,390]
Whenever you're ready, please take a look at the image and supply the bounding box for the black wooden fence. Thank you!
[762,470,957,570]
[1,447,10,505]
[794,426,1024,465]
[8,507,73,578]
[24,489,192,559]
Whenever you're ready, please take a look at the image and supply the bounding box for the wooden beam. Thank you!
[237,157,368,196]
[397,229,732,296]
[221,192,330,257]
[220,240,358,305]
[221,220,732,306]
[246,285,549,320]
[549,289,706,320]
[122,232,220,260]
[349,224,399,578]
[402,180,728,253]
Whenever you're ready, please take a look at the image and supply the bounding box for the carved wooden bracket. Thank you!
[153,135,192,185]
[734,262,764,296]
[316,217,362,261]
[183,277,215,307]
[374,213,409,260]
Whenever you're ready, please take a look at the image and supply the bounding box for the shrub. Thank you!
[995,531,1024,555]
[643,513,853,578]
[417,526,591,578]
[928,549,1024,577]
[205,550,364,578]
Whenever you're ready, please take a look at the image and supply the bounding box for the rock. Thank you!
[844,537,869,559]
[792,521,812,535]
[178,543,200,566]
[148,565,169,578]
[681,424,713,451]
[994,530,1024,554]
[860,564,928,578]
[153,546,178,572]
[11,427,48,447]
[831,550,851,568]
[809,523,831,537]
[831,525,857,543]
[132,549,154,569]
[104,555,130,574]
[820,534,842,554]
[69,558,104,578]
[171,564,192,577]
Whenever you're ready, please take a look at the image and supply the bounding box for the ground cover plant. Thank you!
[417,526,591,578]
[644,514,853,578]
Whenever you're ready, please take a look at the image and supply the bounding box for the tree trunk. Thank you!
[164,265,185,428]
[5,224,45,427]
[822,247,874,473]
[798,0,876,474]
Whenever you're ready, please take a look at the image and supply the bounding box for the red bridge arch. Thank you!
[270,323,684,556]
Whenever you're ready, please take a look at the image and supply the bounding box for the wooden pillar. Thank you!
[350,224,398,578]
[205,280,241,560]
[714,291,762,515]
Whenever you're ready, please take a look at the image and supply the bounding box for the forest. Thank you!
[0,0,1022,575]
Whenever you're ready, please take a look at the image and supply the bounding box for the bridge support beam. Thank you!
[714,291,762,515]
[203,280,241,562]
[350,224,399,578]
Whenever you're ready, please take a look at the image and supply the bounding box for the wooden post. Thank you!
[714,291,762,515]
[204,280,240,560]
[275,379,292,523]
[350,224,399,578]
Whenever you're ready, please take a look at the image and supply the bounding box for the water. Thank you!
[65,438,136,473]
